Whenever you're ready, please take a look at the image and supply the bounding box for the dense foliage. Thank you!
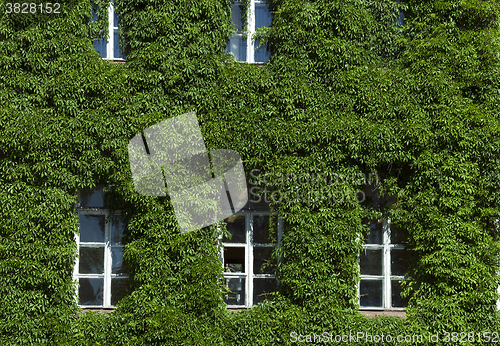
[1,0,500,344]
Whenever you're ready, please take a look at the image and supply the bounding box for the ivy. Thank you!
[1,0,500,344]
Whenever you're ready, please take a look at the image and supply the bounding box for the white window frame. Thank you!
[73,209,128,308]
[359,218,406,311]
[93,2,125,61]
[220,212,282,308]
[228,0,272,64]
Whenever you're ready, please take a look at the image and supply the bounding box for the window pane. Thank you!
[391,249,410,276]
[79,247,105,274]
[365,219,382,244]
[255,4,272,30]
[360,280,382,307]
[391,280,409,307]
[111,277,129,306]
[224,278,245,306]
[254,40,270,63]
[253,278,276,304]
[231,3,243,33]
[111,247,127,274]
[226,35,246,62]
[253,215,277,243]
[222,215,246,243]
[79,214,105,243]
[253,247,276,274]
[396,10,405,26]
[390,224,408,244]
[93,38,107,59]
[78,188,104,209]
[79,278,103,306]
[359,249,382,276]
[113,31,124,59]
[111,217,125,245]
[224,247,245,273]
[113,8,120,27]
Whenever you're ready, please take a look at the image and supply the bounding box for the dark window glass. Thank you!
[224,247,245,273]
[365,219,383,244]
[390,224,408,244]
[359,249,382,276]
[223,215,246,243]
[254,3,272,63]
[113,31,124,59]
[79,214,105,243]
[78,188,104,209]
[231,3,244,33]
[226,35,246,61]
[79,247,105,274]
[111,277,129,306]
[224,278,245,305]
[253,247,276,274]
[111,216,125,244]
[253,215,277,243]
[79,278,103,306]
[391,280,409,307]
[111,247,127,274]
[93,38,107,59]
[253,278,276,304]
[391,249,410,276]
[360,280,382,307]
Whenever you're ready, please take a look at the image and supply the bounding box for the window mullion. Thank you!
[383,219,391,309]
[73,225,80,306]
[247,213,253,307]
[104,212,111,307]
[247,0,255,63]
[107,4,114,60]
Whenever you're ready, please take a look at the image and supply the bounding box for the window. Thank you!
[92,3,125,61]
[221,212,281,308]
[359,218,410,309]
[227,0,273,63]
[74,188,129,308]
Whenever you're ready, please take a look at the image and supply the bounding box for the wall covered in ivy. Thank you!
[1,0,500,344]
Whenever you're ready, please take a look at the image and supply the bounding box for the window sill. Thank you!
[359,310,406,318]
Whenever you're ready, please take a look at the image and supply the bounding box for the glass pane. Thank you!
[226,35,246,62]
[360,280,382,307]
[111,277,129,306]
[255,4,272,30]
[111,217,125,244]
[222,215,246,243]
[79,214,105,243]
[79,247,104,274]
[112,247,127,274]
[113,8,120,27]
[224,247,245,273]
[396,10,405,26]
[365,219,382,244]
[253,215,276,243]
[253,247,276,274]
[359,249,382,276]
[253,278,276,304]
[231,3,243,33]
[224,277,245,305]
[391,249,410,276]
[391,280,409,308]
[93,38,107,59]
[79,278,103,306]
[390,224,408,244]
[78,188,104,208]
[254,40,270,63]
[113,31,124,59]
